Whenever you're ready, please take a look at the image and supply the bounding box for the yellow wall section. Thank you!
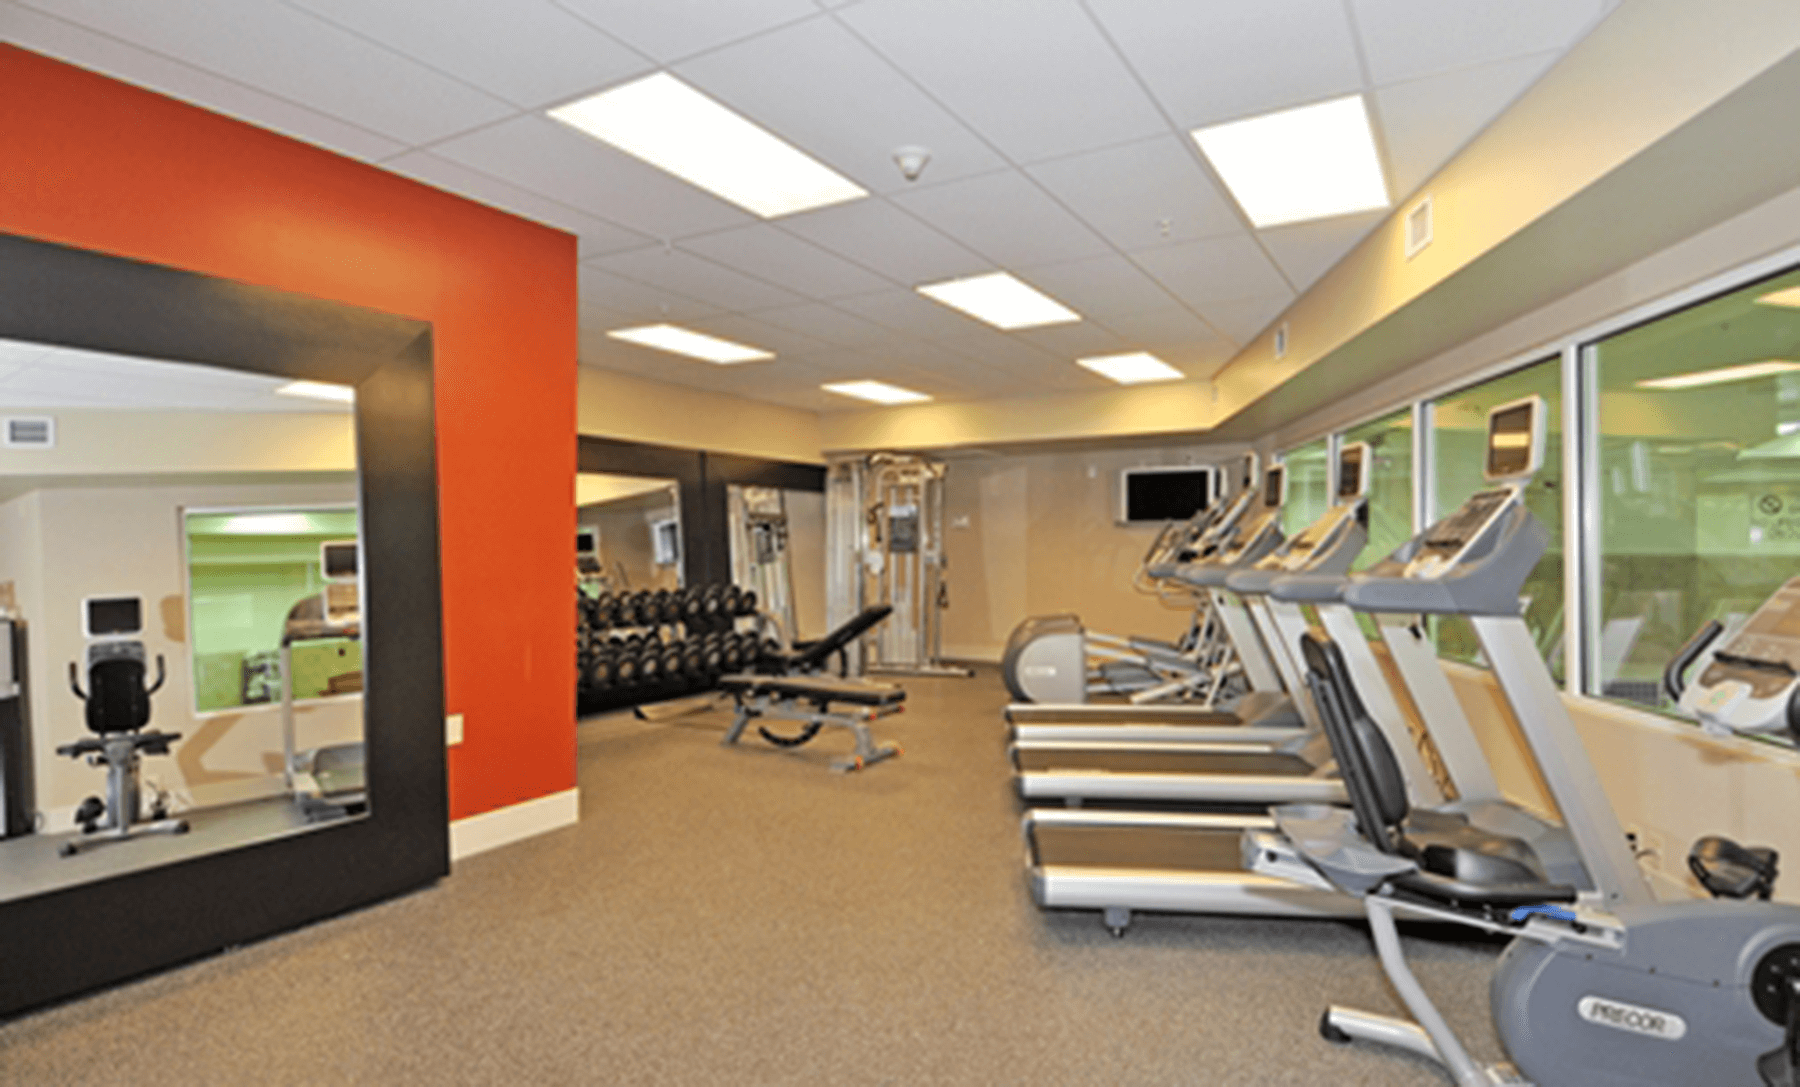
[578,367,823,464]
[0,411,354,476]
[937,443,1243,661]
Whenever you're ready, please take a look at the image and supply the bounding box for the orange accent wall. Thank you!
[0,45,577,821]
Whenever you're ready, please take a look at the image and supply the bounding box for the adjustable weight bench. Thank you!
[718,672,906,772]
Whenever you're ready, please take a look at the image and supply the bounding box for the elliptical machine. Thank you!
[57,595,188,857]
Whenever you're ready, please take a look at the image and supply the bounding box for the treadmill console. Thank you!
[1404,487,1518,581]
[1694,577,1800,709]
[1257,501,1358,572]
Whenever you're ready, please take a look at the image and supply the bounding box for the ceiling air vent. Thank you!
[1273,322,1289,359]
[1405,195,1434,259]
[4,417,55,449]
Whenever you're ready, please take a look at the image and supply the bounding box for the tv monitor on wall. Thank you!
[1120,466,1217,524]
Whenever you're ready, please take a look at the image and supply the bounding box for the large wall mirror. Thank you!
[0,233,447,1017]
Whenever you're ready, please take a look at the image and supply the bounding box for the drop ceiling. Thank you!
[4,0,1618,413]
[0,338,350,413]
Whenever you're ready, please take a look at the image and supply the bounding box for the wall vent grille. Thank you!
[1405,196,1434,259]
[3,417,54,449]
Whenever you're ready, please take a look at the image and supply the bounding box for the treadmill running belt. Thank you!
[1031,824,1247,872]
[1012,749,1310,776]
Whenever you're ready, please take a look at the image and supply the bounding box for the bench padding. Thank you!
[719,672,906,708]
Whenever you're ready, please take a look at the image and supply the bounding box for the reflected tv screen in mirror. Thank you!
[321,540,359,581]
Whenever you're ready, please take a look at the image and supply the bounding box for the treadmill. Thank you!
[1025,397,1589,932]
[1012,460,1355,808]
[1003,453,1291,730]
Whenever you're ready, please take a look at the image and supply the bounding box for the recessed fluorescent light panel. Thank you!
[822,380,931,405]
[1192,94,1389,228]
[916,272,1080,330]
[1756,286,1800,308]
[1077,352,1185,385]
[607,324,773,364]
[1635,360,1800,390]
[277,380,355,404]
[549,73,867,219]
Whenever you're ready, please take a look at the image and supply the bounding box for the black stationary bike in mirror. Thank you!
[55,596,188,857]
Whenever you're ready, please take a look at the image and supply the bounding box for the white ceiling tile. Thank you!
[1011,322,1134,360]
[577,265,722,322]
[835,289,991,339]
[1351,0,1611,85]
[1087,0,1363,129]
[1376,51,1561,201]
[593,247,806,312]
[1027,136,1245,252]
[16,0,517,144]
[1196,293,1295,346]
[284,0,651,109]
[778,200,989,286]
[748,303,892,348]
[1095,307,1227,352]
[675,16,1007,196]
[1130,233,1293,310]
[578,330,789,383]
[1257,210,1387,294]
[551,0,820,63]
[838,0,1166,163]
[681,312,836,358]
[939,331,1059,371]
[1,1,406,160]
[1009,255,1180,318]
[382,151,654,258]
[893,170,1112,269]
[679,224,893,300]
[430,115,754,238]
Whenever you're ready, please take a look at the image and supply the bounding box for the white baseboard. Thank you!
[449,787,580,863]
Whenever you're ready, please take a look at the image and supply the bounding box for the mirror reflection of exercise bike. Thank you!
[280,539,366,821]
[57,595,188,857]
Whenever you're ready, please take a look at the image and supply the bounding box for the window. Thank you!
[1431,357,1564,677]
[1589,266,1800,711]
[1346,408,1415,572]
[1279,438,1332,537]
[185,506,362,712]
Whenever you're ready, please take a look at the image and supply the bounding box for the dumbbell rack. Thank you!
[575,584,774,716]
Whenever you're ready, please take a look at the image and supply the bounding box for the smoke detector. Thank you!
[893,145,931,182]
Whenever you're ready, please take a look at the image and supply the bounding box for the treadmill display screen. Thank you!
[321,541,359,580]
[1487,401,1538,479]
[86,596,142,637]
[1337,444,1364,500]
[1719,578,1800,672]
[1263,465,1286,508]
[1122,468,1213,523]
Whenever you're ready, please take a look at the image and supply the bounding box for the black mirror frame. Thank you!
[0,232,449,1017]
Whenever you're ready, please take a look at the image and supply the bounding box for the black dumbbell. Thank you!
[739,590,759,617]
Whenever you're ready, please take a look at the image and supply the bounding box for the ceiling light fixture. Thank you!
[1192,95,1389,228]
[276,380,355,404]
[1634,360,1800,390]
[1756,286,1800,308]
[607,324,773,364]
[916,272,1080,330]
[1076,352,1185,385]
[549,73,867,219]
[822,380,931,405]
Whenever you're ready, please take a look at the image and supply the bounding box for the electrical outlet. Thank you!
[1623,825,1665,871]
[446,713,464,746]
[951,515,971,530]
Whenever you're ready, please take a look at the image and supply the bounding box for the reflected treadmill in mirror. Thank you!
[0,336,367,905]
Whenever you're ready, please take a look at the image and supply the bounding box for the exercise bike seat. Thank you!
[1690,835,1780,900]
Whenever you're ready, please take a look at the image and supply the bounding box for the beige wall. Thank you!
[0,410,354,477]
[1434,661,1800,904]
[3,478,363,826]
[938,444,1244,661]
[579,366,823,464]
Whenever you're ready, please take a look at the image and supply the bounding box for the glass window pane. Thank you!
[1346,408,1415,572]
[1592,266,1800,714]
[1431,357,1564,678]
[1280,438,1332,537]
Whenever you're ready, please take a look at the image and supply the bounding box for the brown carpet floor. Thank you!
[0,667,1504,1085]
